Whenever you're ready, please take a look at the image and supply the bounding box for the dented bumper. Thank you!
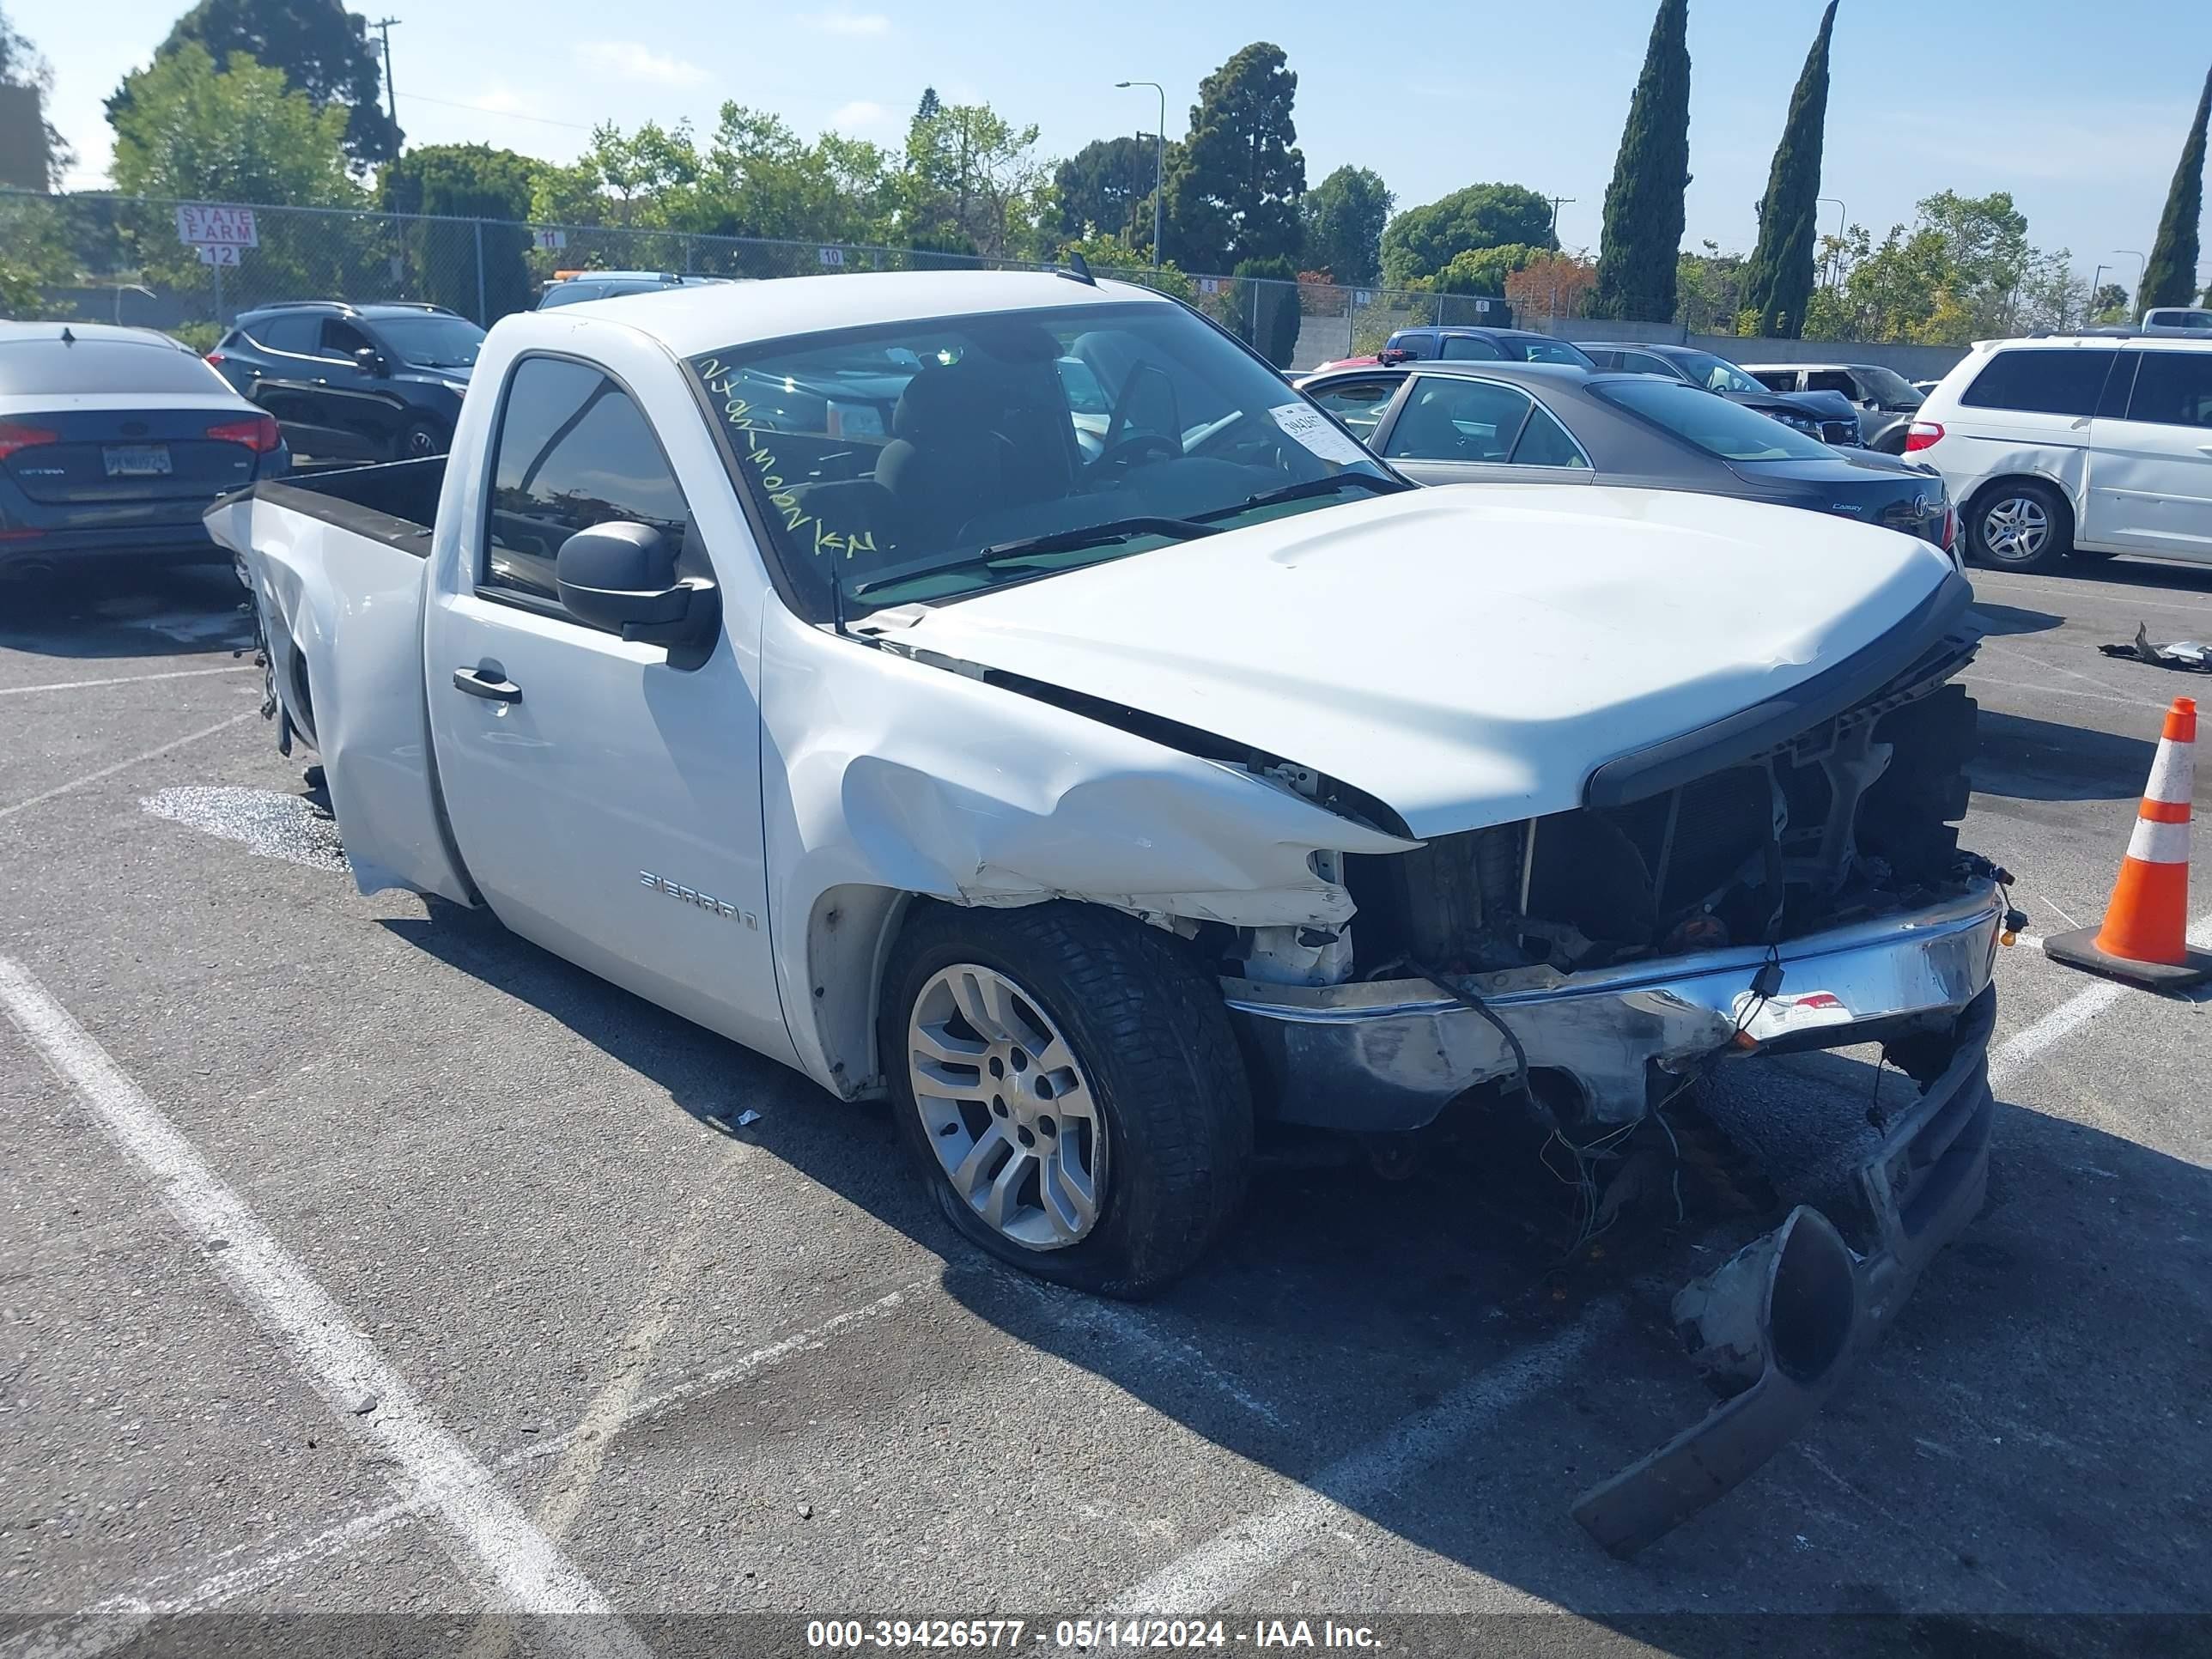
[1223,881,2004,1131]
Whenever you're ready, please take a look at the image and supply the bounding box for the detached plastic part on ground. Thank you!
[2102,624,2212,672]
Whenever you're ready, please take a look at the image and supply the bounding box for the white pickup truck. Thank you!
[211,270,2009,1552]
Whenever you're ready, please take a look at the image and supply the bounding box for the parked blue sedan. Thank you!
[0,321,291,579]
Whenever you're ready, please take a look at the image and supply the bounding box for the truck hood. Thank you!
[871,484,1962,838]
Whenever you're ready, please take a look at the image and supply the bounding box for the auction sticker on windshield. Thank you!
[1270,403,1370,465]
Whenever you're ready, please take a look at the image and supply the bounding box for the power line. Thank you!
[396,90,598,132]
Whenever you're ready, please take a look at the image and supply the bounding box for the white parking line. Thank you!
[0,711,254,824]
[1989,911,2211,1092]
[1103,1310,1615,1616]
[6,1281,927,1658]
[0,665,256,696]
[0,957,652,1659]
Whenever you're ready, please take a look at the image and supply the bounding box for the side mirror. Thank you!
[354,346,389,376]
[1377,348,1409,366]
[555,522,720,653]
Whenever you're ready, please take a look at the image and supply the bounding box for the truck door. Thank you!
[421,353,789,1060]
[2087,348,2212,559]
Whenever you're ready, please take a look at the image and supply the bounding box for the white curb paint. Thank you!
[0,957,651,1659]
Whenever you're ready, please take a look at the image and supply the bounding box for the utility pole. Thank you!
[1545,197,1575,326]
[372,17,401,131]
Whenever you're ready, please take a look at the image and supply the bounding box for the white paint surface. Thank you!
[0,957,650,1659]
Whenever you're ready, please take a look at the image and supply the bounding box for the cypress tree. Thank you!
[1590,0,1692,322]
[1741,2,1837,337]
[2139,64,2209,313]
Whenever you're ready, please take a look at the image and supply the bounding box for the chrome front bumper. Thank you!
[1224,881,2006,1130]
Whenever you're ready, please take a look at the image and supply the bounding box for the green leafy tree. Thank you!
[1058,230,1194,300]
[2,4,71,186]
[1741,0,1835,337]
[1676,241,1747,331]
[2088,281,2130,324]
[1434,242,1538,295]
[110,43,357,206]
[904,100,1049,258]
[1054,135,1161,245]
[1378,183,1555,284]
[1301,165,1392,285]
[1162,41,1305,271]
[1590,0,1691,321]
[1805,191,2075,343]
[109,0,398,169]
[2139,64,2209,313]
[377,143,538,321]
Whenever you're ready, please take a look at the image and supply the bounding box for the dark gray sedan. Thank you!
[1296,361,1957,556]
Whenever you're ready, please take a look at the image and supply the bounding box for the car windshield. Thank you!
[1850,365,1923,408]
[372,313,485,368]
[1597,377,1834,461]
[1674,350,1767,396]
[689,300,1400,614]
[1508,337,1596,368]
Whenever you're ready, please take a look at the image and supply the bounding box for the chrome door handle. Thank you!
[452,665,521,703]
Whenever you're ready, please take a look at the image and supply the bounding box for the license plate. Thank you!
[103,445,172,477]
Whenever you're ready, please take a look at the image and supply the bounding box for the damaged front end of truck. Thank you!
[1211,611,2008,1555]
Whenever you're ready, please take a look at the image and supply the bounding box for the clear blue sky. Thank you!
[14,0,2210,289]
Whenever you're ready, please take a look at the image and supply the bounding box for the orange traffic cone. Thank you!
[2045,696,2209,989]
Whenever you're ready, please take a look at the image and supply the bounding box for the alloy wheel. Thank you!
[906,963,1106,1250]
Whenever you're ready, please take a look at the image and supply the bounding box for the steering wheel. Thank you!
[1094,431,1179,471]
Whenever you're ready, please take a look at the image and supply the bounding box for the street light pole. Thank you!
[2114,248,2146,308]
[2090,264,2108,328]
[1115,81,1166,267]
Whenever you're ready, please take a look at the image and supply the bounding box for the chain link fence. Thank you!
[2,188,1527,374]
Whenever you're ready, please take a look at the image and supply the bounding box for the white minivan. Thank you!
[1906,334,2212,571]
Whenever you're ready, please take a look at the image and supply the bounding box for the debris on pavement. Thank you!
[734,1109,763,1127]
[2102,624,2212,672]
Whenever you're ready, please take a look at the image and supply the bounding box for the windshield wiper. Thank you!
[849,517,1218,599]
[1198,471,1413,521]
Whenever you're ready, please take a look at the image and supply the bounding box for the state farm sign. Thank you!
[175,203,258,248]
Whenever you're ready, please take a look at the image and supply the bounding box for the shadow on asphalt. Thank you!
[369,894,2210,1643]
[1966,602,2063,638]
[1969,709,2159,802]
[2054,557,2212,600]
[0,562,251,659]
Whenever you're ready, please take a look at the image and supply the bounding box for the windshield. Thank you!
[372,313,485,368]
[689,301,1398,613]
[1674,350,1767,396]
[1850,364,1923,409]
[1597,377,1835,462]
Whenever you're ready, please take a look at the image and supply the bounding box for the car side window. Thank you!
[1961,349,2120,417]
[319,319,372,361]
[1438,335,1503,362]
[1304,377,1400,441]
[1382,376,1532,462]
[1748,369,1796,392]
[484,356,696,616]
[1806,369,1856,397]
[1386,332,1433,361]
[1509,403,1590,468]
[2124,350,2212,429]
[251,314,319,354]
[1619,350,1671,376]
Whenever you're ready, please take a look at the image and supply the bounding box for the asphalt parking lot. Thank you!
[1,555,2207,1658]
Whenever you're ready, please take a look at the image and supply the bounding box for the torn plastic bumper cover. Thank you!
[1572,981,1996,1554]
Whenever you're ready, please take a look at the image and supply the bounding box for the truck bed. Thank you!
[244,455,446,556]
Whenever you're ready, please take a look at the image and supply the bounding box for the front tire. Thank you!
[1969,480,2070,573]
[881,902,1253,1297]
